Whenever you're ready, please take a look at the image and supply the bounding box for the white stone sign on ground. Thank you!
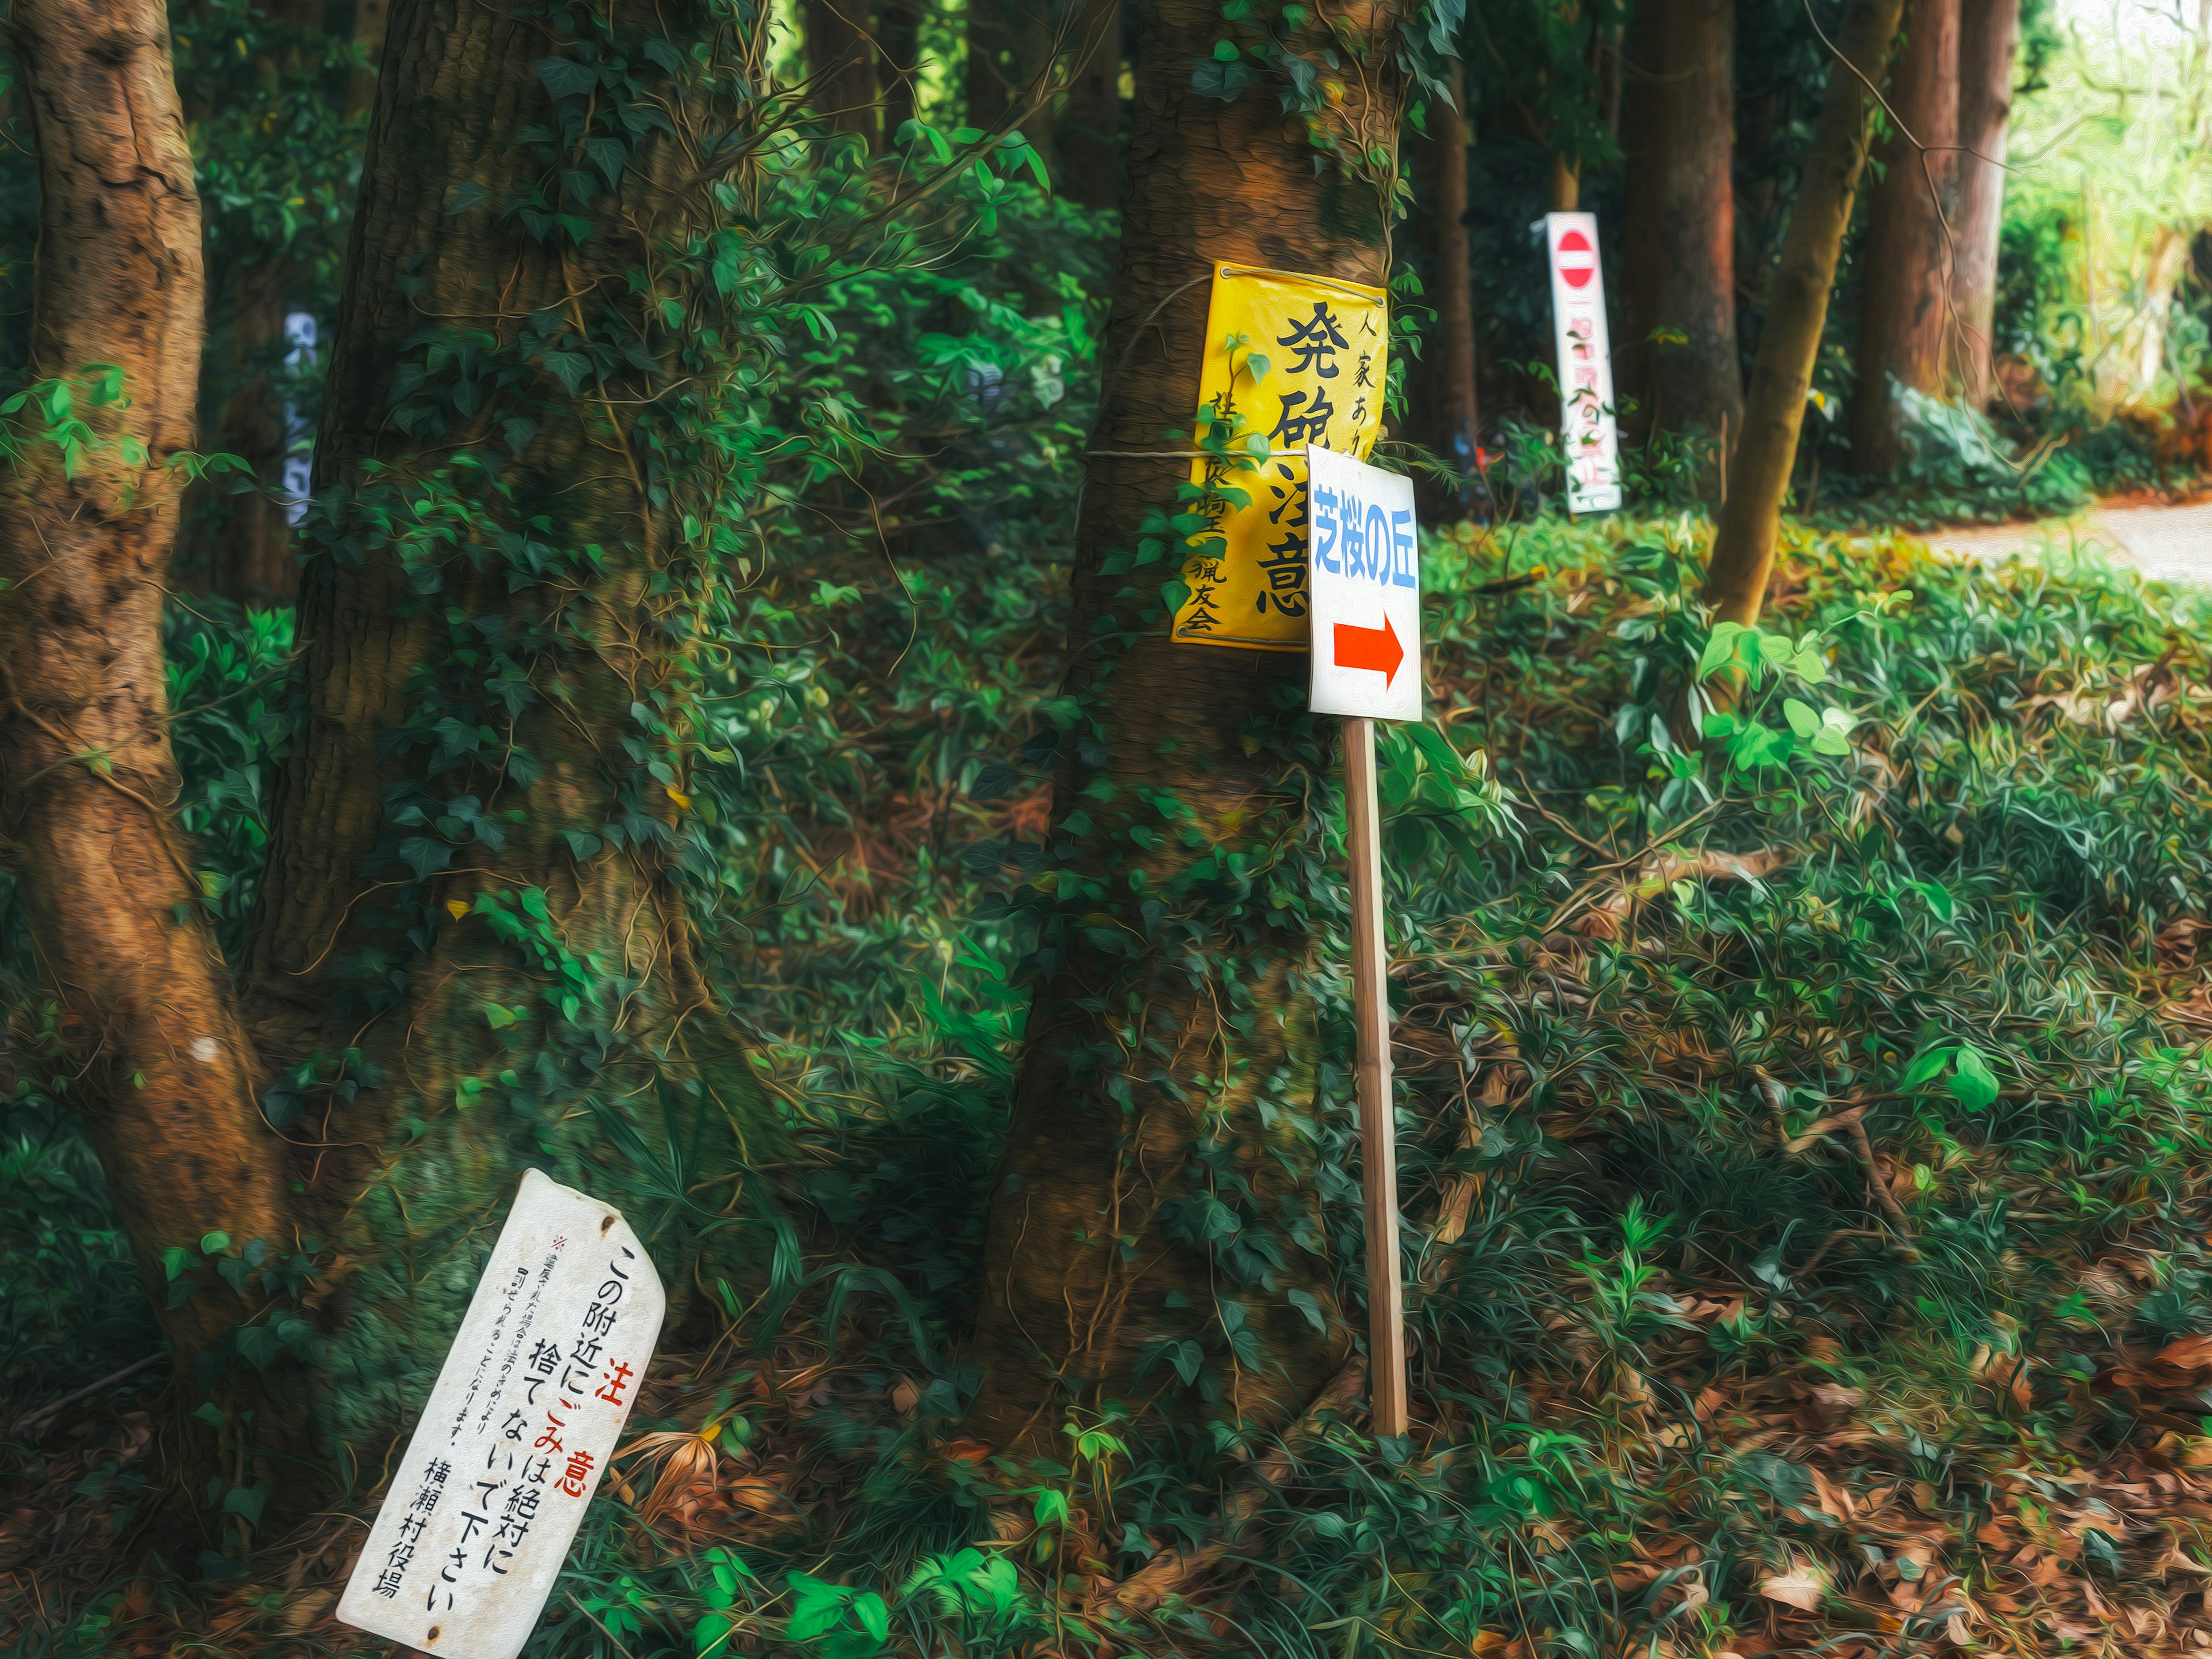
[338,1169,664,1659]
[1306,444,1422,724]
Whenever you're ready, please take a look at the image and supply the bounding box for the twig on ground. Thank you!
[10,1351,164,1435]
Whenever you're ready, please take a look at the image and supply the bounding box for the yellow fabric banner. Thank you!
[1169,264,1390,652]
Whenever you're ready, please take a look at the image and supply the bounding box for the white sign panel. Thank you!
[1306,445,1422,722]
[1543,211,1623,514]
[338,1170,665,1659]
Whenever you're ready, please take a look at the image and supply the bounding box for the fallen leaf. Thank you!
[1759,1562,1826,1612]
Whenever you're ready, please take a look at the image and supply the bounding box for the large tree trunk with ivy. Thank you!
[967,0,1407,1459]
[1848,0,1960,473]
[3,0,766,1539]
[1700,0,1907,629]
[1618,0,1741,468]
[1952,0,2019,409]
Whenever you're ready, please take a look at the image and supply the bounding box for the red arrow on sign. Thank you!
[1556,226,1597,290]
[1334,614,1406,687]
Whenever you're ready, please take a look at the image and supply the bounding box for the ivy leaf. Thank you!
[1191,58,1259,100]
[1783,698,1821,739]
[540,350,592,394]
[1287,1287,1328,1333]
[536,55,599,100]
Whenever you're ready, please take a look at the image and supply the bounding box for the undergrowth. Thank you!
[15,511,2212,1655]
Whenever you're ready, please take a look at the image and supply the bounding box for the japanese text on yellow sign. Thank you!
[1170,265,1389,652]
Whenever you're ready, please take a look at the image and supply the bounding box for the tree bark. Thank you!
[176,0,327,605]
[967,0,1055,172]
[345,0,392,120]
[809,0,878,145]
[1847,0,1960,473]
[228,0,762,1490]
[1060,0,1124,207]
[0,0,285,1365]
[1432,59,1480,504]
[1618,0,1741,461]
[967,0,1404,1457]
[879,0,921,149]
[1952,0,2018,408]
[1702,0,1909,627]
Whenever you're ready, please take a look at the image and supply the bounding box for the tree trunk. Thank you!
[1060,0,1124,208]
[1847,0,1960,473]
[1952,0,2017,408]
[967,0,1404,1457]
[9,0,777,1546]
[1550,148,1580,212]
[176,0,327,605]
[230,0,770,1490]
[1432,58,1480,503]
[809,0,878,145]
[345,0,392,119]
[879,0,921,149]
[0,0,285,1369]
[1952,0,2018,407]
[197,267,300,606]
[1702,0,1909,627]
[967,0,1056,171]
[1618,0,1741,463]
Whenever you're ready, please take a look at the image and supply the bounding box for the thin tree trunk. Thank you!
[879,0,921,148]
[345,0,392,120]
[1702,0,1910,627]
[967,0,1056,170]
[967,0,1405,1457]
[202,272,300,606]
[176,0,327,605]
[1060,0,1124,207]
[1848,0,1961,473]
[0,0,284,1366]
[1618,0,1741,464]
[1550,148,1580,211]
[809,0,878,143]
[1433,58,1480,501]
[1952,0,2018,408]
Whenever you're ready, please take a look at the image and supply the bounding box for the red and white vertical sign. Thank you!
[1543,212,1622,515]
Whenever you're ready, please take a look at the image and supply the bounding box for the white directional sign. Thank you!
[1306,445,1421,723]
[1542,211,1623,515]
[338,1170,665,1659]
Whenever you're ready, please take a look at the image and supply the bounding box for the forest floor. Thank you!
[20,511,2212,1656]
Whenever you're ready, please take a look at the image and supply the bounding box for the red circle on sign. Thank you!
[1556,227,1596,290]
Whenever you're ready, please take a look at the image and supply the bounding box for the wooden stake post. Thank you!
[1305,442,1421,1442]
[1342,715,1408,1437]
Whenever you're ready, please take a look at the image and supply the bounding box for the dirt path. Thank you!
[1923,500,2212,585]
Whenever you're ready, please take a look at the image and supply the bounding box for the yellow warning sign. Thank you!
[1169,264,1389,652]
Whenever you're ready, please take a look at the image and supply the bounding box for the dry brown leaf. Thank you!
[1758,1562,1826,1612]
